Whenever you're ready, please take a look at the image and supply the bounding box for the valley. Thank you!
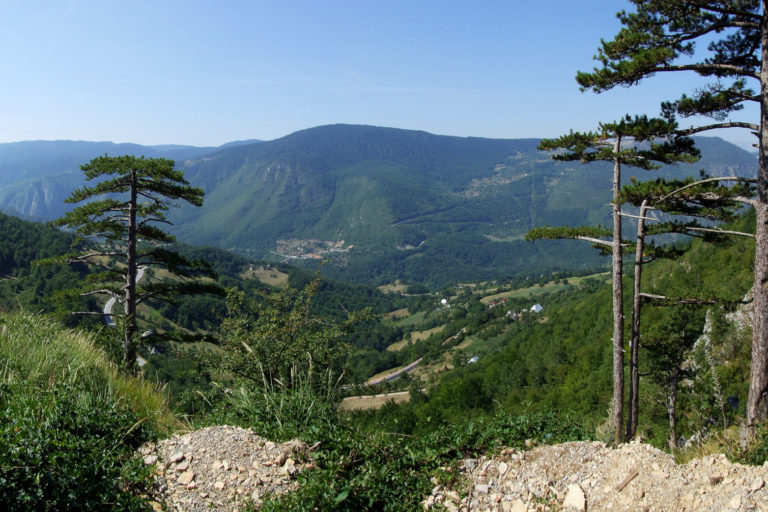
[0,127,765,512]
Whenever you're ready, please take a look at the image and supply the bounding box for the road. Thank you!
[366,357,422,386]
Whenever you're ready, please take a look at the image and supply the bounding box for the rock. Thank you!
[214,481,225,490]
[563,483,586,511]
[508,499,527,512]
[169,451,185,463]
[143,454,158,465]
[177,470,195,486]
[730,494,742,509]
[750,477,765,492]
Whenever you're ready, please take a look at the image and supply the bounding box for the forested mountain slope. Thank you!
[355,212,756,445]
[0,140,249,220]
[169,125,756,284]
[0,126,756,285]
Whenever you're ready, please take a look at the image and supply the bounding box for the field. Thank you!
[238,266,289,287]
[382,308,410,320]
[377,280,409,294]
[340,391,411,411]
[479,272,609,304]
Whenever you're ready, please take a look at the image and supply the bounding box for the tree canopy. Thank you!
[50,155,220,367]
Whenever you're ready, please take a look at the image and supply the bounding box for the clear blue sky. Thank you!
[0,1,757,149]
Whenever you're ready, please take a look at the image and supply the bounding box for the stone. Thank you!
[750,477,765,492]
[175,460,189,472]
[177,470,195,486]
[730,494,742,509]
[563,483,586,511]
[143,454,158,465]
[213,481,225,490]
[169,451,184,463]
[508,500,527,512]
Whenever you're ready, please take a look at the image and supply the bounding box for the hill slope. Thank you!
[0,125,756,285]
[169,125,756,284]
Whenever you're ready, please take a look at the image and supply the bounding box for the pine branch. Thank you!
[678,121,760,135]
[660,176,757,201]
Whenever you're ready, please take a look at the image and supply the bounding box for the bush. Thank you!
[260,409,588,511]
[0,382,157,511]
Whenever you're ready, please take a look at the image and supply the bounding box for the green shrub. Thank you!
[260,409,588,512]
[0,382,156,511]
[739,425,768,466]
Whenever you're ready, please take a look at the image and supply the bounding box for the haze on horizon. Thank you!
[0,0,758,150]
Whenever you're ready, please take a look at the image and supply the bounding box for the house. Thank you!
[530,303,543,313]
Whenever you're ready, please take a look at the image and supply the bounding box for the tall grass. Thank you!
[0,312,178,432]
[207,355,344,440]
[0,312,179,510]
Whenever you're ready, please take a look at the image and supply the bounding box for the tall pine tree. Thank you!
[577,0,768,426]
[529,115,697,443]
[51,155,219,368]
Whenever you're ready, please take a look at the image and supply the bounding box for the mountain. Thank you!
[0,140,224,220]
[0,126,757,285]
[168,125,756,284]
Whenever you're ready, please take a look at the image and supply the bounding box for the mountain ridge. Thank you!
[0,125,757,284]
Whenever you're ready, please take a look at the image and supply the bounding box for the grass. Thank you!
[479,272,610,304]
[239,266,290,287]
[386,325,445,352]
[0,312,178,432]
[339,391,411,411]
[381,308,410,320]
[377,281,409,294]
[392,310,426,328]
[0,312,178,510]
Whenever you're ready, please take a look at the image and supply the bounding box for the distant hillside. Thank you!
[0,126,756,285]
[0,140,229,220]
[169,125,756,284]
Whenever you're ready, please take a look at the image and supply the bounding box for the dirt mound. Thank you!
[425,440,768,511]
[139,425,309,512]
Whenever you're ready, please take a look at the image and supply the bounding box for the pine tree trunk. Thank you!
[667,367,679,451]
[748,14,768,427]
[748,203,768,425]
[612,138,625,444]
[627,200,648,440]
[124,169,138,369]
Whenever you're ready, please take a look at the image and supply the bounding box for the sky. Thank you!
[0,1,759,150]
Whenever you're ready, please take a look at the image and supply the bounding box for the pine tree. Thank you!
[51,155,219,369]
[619,174,750,438]
[529,115,697,443]
[577,0,768,426]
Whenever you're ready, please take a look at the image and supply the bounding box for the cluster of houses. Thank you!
[487,297,544,318]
